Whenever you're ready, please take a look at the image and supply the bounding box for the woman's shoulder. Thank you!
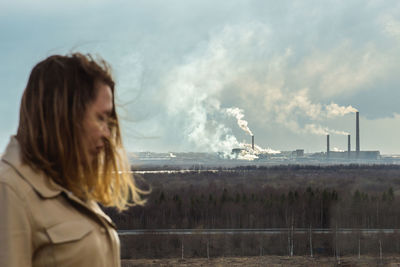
[0,136,35,200]
[0,159,35,202]
[1,136,63,199]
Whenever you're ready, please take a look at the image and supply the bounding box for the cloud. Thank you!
[296,41,390,99]
[162,22,368,153]
[361,113,400,154]
[2,0,400,154]
[379,12,400,40]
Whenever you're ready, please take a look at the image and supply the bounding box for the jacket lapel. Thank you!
[1,136,117,229]
[1,136,62,198]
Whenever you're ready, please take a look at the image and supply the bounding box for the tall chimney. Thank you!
[356,111,360,156]
[252,135,254,150]
[327,134,330,158]
[348,134,351,158]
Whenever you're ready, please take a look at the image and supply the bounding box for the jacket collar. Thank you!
[1,136,63,198]
[1,136,117,229]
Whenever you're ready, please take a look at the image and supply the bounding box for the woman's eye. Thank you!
[97,115,105,121]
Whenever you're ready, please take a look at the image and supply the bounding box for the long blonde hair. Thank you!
[17,53,146,210]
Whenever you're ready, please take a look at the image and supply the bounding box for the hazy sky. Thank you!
[1,0,400,154]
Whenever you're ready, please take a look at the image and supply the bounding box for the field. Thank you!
[122,255,400,266]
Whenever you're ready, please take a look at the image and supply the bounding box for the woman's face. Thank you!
[82,81,113,161]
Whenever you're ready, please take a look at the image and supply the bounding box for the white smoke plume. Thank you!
[304,124,349,136]
[325,103,358,118]
[225,107,253,136]
[163,22,381,154]
[332,147,345,152]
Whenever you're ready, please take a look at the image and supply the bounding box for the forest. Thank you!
[104,164,400,258]
[107,164,400,230]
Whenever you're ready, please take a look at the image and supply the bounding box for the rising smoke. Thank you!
[163,22,377,156]
[225,107,253,136]
[326,103,358,118]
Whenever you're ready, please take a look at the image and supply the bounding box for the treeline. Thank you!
[107,165,400,259]
[109,184,397,229]
[132,164,400,194]
[132,164,400,171]
[106,165,400,230]
[232,164,400,171]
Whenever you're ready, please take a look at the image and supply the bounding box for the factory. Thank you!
[131,111,387,166]
[324,112,380,160]
[232,111,381,161]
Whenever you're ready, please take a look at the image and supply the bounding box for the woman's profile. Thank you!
[0,53,145,267]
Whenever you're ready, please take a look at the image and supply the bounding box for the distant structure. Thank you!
[232,148,245,154]
[131,108,392,165]
[325,112,380,160]
[348,134,351,158]
[294,149,304,157]
[327,134,330,159]
[229,110,380,162]
[356,111,360,157]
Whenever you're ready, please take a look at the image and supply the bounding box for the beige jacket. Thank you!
[0,137,120,267]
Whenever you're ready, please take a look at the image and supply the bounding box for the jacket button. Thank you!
[100,227,106,234]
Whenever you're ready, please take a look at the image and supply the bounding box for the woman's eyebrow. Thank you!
[102,110,113,116]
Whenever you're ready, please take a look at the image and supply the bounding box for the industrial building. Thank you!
[325,112,380,160]
[232,111,381,161]
[129,110,397,167]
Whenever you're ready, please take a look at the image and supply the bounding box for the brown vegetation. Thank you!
[108,165,400,230]
[104,164,400,259]
[121,255,400,267]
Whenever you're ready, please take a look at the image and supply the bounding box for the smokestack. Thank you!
[356,111,360,156]
[327,134,330,158]
[252,135,254,150]
[348,134,351,158]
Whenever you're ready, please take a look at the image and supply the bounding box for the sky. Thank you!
[1,0,400,155]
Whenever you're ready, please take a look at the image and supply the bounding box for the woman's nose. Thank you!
[101,123,111,139]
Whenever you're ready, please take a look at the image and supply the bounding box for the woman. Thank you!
[0,53,145,267]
